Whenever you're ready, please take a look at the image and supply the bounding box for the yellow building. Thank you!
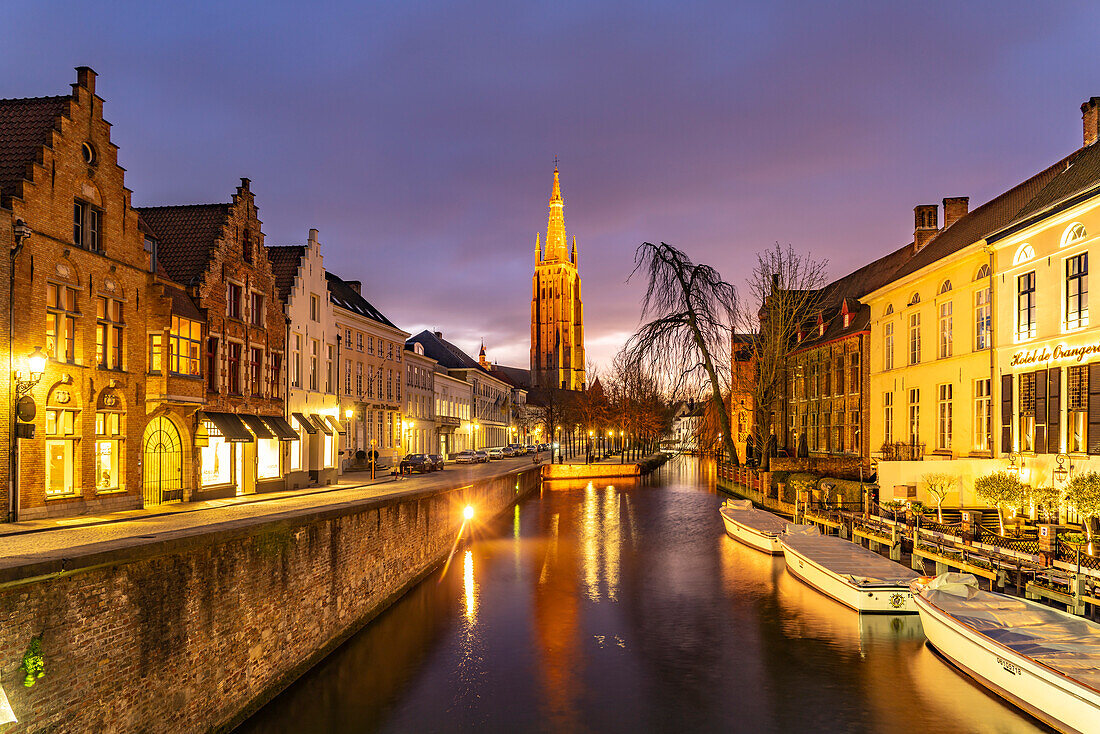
[531,164,586,391]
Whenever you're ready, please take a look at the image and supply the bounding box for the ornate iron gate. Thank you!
[143,417,183,505]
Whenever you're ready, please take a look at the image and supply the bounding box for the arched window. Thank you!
[938,280,952,295]
[95,389,124,491]
[45,382,81,497]
[1061,222,1087,247]
[1013,243,1035,265]
[885,304,894,316]
[974,263,991,280]
[908,292,921,306]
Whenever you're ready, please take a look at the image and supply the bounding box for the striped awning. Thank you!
[262,415,300,441]
[200,411,253,442]
[311,413,334,435]
[239,414,275,440]
[292,412,317,435]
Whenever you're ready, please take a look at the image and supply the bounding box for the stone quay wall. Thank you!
[0,466,541,733]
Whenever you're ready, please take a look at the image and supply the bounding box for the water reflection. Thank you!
[241,458,1044,734]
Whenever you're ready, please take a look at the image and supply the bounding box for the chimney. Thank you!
[1083,97,1100,147]
[240,177,251,192]
[914,204,939,253]
[308,228,319,244]
[345,280,361,294]
[942,197,969,229]
[75,66,96,96]
[434,331,443,339]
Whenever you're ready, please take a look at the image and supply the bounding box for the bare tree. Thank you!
[623,242,739,464]
[920,472,957,523]
[744,243,828,470]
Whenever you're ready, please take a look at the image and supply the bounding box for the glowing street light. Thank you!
[463,505,475,520]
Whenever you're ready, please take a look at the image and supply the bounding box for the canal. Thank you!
[239,457,1045,734]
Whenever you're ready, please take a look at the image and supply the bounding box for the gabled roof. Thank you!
[266,245,305,303]
[407,330,482,371]
[790,302,870,354]
[1002,140,1100,229]
[819,240,915,307]
[136,203,231,285]
[0,95,71,208]
[325,272,396,328]
[491,364,531,389]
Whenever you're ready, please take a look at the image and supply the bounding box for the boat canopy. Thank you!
[782,532,919,586]
[922,573,1100,692]
[720,502,788,533]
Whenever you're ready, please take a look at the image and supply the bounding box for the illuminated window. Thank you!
[169,316,202,376]
[883,393,893,443]
[94,404,123,491]
[45,405,79,496]
[937,383,953,451]
[1017,272,1036,339]
[938,301,953,359]
[257,438,280,479]
[1066,253,1088,329]
[201,420,232,486]
[974,379,992,453]
[884,322,894,370]
[908,313,921,365]
[1019,373,1036,451]
[149,333,163,373]
[46,283,78,363]
[1069,366,1088,453]
[1061,222,1087,247]
[96,297,124,369]
[908,388,920,444]
[975,288,991,349]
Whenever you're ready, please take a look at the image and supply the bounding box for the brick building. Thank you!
[138,179,294,499]
[0,67,160,519]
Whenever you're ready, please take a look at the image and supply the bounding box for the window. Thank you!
[73,200,101,251]
[938,301,953,359]
[206,337,219,392]
[169,316,202,376]
[387,370,393,400]
[357,333,363,351]
[975,287,991,350]
[850,410,860,453]
[823,411,832,452]
[95,297,124,369]
[908,388,920,444]
[1013,244,1035,265]
[326,345,334,392]
[345,359,352,394]
[834,355,844,395]
[94,408,122,491]
[937,384,952,451]
[909,313,921,365]
[310,294,320,321]
[974,379,992,453]
[975,263,991,281]
[201,420,231,486]
[227,283,242,320]
[46,283,78,363]
[242,228,253,263]
[1069,366,1088,453]
[1017,272,1036,339]
[883,393,893,444]
[1066,253,1088,329]
[250,292,264,327]
[1061,223,1087,247]
[291,334,301,388]
[356,362,363,396]
[938,280,952,295]
[227,342,242,394]
[45,406,79,496]
[309,340,318,391]
[823,361,832,396]
[1019,373,1036,451]
[884,322,894,370]
[848,353,859,393]
[909,292,920,306]
[149,333,163,373]
[269,353,282,399]
[369,336,375,355]
[258,439,280,479]
[250,348,263,396]
[81,142,96,165]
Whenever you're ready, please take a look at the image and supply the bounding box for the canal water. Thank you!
[240,457,1045,734]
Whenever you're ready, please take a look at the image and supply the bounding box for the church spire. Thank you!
[535,232,541,263]
[545,161,568,261]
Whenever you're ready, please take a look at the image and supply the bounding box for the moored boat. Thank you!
[913,573,1100,734]
[780,525,919,613]
[719,499,787,555]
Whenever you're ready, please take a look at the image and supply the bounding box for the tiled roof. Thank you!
[1003,141,1100,228]
[0,95,70,207]
[820,241,916,307]
[136,204,231,285]
[265,245,305,303]
[407,330,482,370]
[325,272,396,328]
[161,282,205,323]
[490,364,531,389]
[790,303,870,354]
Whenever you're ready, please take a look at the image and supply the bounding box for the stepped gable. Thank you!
[266,245,306,302]
[136,203,231,285]
[0,94,71,208]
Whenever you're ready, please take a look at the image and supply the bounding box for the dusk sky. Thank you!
[6,1,1100,372]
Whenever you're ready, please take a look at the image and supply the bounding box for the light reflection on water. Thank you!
[239,457,1045,734]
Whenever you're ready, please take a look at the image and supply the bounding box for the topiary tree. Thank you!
[920,472,957,523]
[1064,471,1100,543]
[974,472,1028,535]
[1029,482,1063,524]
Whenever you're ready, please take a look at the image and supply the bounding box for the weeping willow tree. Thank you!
[623,242,740,464]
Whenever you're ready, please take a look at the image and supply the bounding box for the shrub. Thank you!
[1065,471,1100,541]
[974,472,1028,535]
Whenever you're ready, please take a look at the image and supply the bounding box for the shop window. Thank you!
[324,432,335,468]
[1066,253,1088,330]
[257,438,280,479]
[94,397,123,491]
[1019,373,1036,451]
[200,421,231,486]
[46,283,79,363]
[169,316,202,376]
[289,427,303,471]
[95,297,124,370]
[1069,366,1088,452]
[45,403,79,497]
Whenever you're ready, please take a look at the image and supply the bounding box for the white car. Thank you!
[454,450,478,464]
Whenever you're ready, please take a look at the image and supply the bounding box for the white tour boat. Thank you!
[780,524,919,613]
[719,499,788,555]
[913,573,1100,734]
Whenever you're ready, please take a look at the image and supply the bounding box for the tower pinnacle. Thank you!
[545,164,568,261]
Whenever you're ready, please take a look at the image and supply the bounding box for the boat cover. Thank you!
[782,531,920,587]
[921,573,1100,692]
[720,502,788,535]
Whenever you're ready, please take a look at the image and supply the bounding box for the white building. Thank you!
[404,343,437,455]
[434,368,472,458]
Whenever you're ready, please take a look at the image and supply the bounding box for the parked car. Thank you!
[538,443,550,452]
[525,444,537,454]
[454,450,478,464]
[487,447,504,460]
[474,450,490,463]
[426,454,445,471]
[501,446,516,457]
[399,454,431,474]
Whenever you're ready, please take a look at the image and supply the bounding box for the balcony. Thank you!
[879,441,925,461]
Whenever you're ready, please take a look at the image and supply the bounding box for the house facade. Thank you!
[404,342,437,455]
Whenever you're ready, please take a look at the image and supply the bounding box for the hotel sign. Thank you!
[1010,341,1100,368]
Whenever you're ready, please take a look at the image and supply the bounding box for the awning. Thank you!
[292,412,317,435]
[239,414,275,440]
[200,411,253,442]
[262,415,300,441]
[311,413,334,435]
[325,415,346,435]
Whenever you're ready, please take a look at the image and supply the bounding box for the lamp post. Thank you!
[587,429,594,464]
[344,407,354,470]
[11,347,46,522]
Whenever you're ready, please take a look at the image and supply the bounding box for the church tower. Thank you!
[531,163,586,391]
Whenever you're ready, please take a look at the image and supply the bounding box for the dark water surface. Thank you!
[240,457,1045,734]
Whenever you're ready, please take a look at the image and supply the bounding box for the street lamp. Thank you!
[344,407,355,466]
[11,347,45,522]
[16,347,46,396]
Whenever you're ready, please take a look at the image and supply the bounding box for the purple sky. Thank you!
[6,2,1100,371]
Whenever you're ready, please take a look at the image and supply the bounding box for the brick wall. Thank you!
[0,466,540,733]
[771,454,867,480]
